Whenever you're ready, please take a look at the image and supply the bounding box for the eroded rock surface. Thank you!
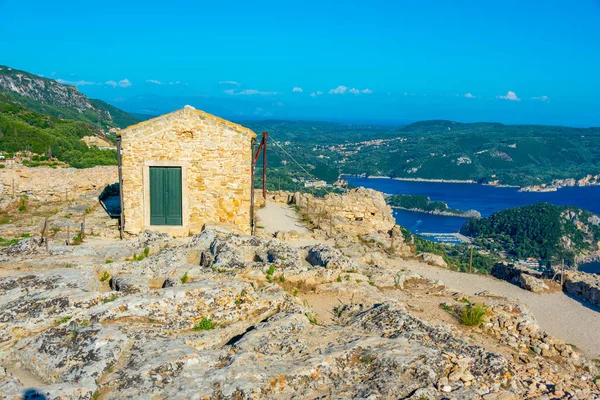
[0,230,598,399]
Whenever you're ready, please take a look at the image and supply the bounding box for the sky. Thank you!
[1,0,600,126]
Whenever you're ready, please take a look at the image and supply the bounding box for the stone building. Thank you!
[117,106,256,236]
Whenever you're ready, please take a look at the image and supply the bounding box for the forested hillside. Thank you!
[0,91,117,168]
[244,120,600,189]
[460,203,600,265]
[0,66,140,168]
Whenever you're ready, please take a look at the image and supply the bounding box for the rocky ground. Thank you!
[0,187,599,399]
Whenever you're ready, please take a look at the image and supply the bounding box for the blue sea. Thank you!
[348,177,600,273]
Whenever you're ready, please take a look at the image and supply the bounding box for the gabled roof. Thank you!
[117,105,256,138]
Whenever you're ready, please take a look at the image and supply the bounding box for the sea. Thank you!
[347,177,600,274]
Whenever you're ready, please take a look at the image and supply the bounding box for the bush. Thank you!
[461,303,487,326]
[193,317,214,331]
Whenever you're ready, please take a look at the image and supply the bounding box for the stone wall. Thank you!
[119,106,255,236]
[0,166,117,204]
[563,271,600,309]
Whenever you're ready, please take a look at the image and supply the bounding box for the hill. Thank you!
[0,91,118,168]
[460,203,600,265]
[386,194,480,218]
[0,65,140,168]
[246,120,600,189]
[0,65,138,130]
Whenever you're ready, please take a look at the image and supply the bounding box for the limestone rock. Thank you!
[517,273,549,293]
[416,252,448,268]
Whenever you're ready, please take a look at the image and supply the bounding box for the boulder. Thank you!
[517,274,549,293]
[417,252,448,268]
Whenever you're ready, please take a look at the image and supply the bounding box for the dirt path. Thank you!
[256,202,324,247]
[399,259,600,358]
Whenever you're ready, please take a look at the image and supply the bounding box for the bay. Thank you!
[348,177,600,235]
[579,262,600,275]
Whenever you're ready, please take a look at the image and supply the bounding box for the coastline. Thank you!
[345,174,600,191]
[390,205,480,219]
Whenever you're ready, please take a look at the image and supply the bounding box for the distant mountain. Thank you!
[460,203,600,265]
[0,65,138,129]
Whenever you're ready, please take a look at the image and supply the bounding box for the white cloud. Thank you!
[225,89,280,95]
[219,80,241,86]
[532,95,549,102]
[329,85,348,94]
[147,79,163,85]
[464,92,475,98]
[105,80,118,87]
[57,79,97,86]
[292,87,303,92]
[498,90,520,101]
[310,91,323,97]
[330,85,372,95]
[118,79,132,88]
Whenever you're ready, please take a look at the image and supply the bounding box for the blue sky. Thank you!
[1,0,600,126]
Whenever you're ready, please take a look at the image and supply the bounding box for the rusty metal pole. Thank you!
[262,132,268,199]
[250,138,256,235]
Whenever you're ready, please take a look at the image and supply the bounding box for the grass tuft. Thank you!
[181,271,189,284]
[461,303,487,326]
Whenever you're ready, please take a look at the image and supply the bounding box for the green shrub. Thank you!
[193,317,214,331]
[461,303,487,326]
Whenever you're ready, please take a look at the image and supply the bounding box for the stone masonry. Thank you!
[118,106,256,236]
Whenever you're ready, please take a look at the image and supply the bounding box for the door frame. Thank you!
[143,160,189,236]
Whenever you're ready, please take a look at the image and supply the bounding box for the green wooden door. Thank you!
[150,167,182,226]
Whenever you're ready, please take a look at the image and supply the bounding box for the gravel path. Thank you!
[400,259,600,358]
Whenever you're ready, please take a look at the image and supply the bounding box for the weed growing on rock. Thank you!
[131,247,150,261]
[266,265,276,282]
[18,196,28,212]
[181,271,189,284]
[368,281,375,286]
[439,303,453,313]
[336,275,342,282]
[102,294,118,304]
[105,259,112,264]
[306,312,319,325]
[57,316,72,325]
[461,303,487,326]
[194,317,215,331]
[100,271,110,282]
[71,232,83,245]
